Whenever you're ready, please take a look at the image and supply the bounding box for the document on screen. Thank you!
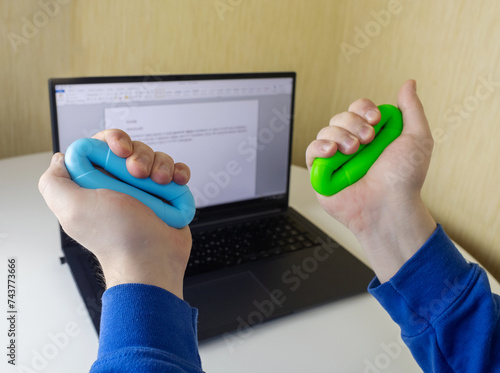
[104,100,260,207]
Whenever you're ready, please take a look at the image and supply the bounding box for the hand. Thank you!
[306,80,437,283]
[39,129,191,299]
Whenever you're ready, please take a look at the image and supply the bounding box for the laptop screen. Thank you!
[50,73,295,210]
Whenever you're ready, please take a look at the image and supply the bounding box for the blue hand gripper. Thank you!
[64,138,195,229]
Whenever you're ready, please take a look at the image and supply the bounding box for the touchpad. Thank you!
[184,271,276,340]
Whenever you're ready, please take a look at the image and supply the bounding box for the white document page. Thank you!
[104,100,259,207]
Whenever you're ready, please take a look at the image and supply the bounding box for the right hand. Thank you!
[306,80,433,235]
[305,80,437,282]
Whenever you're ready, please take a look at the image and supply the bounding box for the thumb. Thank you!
[38,153,71,193]
[397,80,433,142]
[38,153,86,221]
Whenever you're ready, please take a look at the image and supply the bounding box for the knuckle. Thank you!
[329,111,349,127]
[155,152,174,167]
[316,126,330,139]
[349,97,374,111]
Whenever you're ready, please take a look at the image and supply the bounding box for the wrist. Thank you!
[100,258,186,299]
[354,196,437,283]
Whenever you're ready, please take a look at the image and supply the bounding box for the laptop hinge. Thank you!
[190,207,285,230]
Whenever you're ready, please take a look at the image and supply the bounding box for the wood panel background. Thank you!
[1,0,499,280]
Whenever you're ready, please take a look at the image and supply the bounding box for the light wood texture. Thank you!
[1,0,499,280]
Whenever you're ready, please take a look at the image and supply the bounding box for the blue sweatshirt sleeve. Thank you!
[368,224,500,372]
[89,283,204,373]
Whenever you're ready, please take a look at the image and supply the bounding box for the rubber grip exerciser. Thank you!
[310,104,403,196]
[64,138,196,228]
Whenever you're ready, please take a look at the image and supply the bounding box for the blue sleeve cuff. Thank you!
[368,224,476,336]
[96,283,201,369]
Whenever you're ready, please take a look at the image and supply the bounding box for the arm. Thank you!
[90,284,202,373]
[39,130,203,372]
[369,224,500,372]
[306,80,500,371]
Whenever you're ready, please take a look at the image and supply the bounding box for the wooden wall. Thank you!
[1,0,499,280]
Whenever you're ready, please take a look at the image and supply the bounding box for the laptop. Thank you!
[48,72,374,341]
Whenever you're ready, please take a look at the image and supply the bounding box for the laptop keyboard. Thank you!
[186,214,318,276]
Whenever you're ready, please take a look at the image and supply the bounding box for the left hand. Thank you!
[39,129,192,299]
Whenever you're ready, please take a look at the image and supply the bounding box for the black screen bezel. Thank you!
[48,71,296,225]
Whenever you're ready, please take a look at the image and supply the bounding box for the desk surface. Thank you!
[1,152,498,373]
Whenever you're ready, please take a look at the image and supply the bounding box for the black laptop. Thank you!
[48,72,374,341]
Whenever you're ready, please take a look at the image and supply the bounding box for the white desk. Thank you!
[1,152,498,373]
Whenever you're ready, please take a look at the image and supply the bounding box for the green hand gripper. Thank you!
[310,104,403,196]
